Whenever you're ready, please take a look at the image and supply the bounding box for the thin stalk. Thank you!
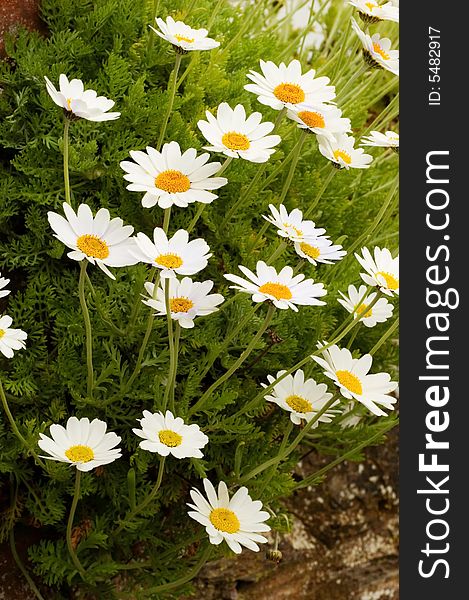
[346,322,361,349]
[63,118,71,206]
[163,206,171,233]
[85,274,125,336]
[66,470,86,578]
[157,53,182,151]
[146,0,161,57]
[207,0,224,29]
[163,279,175,411]
[303,166,336,218]
[79,262,94,397]
[336,64,368,103]
[370,317,399,356]
[166,322,180,413]
[258,420,293,493]
[278,130,308,205]
[332,18,352,81]
[0,380,37,460]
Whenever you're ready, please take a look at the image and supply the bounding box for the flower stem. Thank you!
[79,262,94,397]
[66,470,87,579]
[63,118,72,206]
[163,206,172,233]
[146,0,161,57]
[258,420,293,493]
[157,53,182,151]
[370,317,399,356]
[278,129,307,205]
[163,279,175,411]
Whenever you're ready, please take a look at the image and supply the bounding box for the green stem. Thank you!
[85,274,125,336]
[370,317,399,356]
[66,470,86,579]
[163,206,172,233]
[303,165,336,218]
[163,279,175,411]
[336,64,368,104]
[63,118,71,206]
[258,420,293,493]
[157,53,182,151]
[278,130,307,205]
[146,0,161,57]
[332,18,352,81]
[346,322,360,349]
[0,380,35,459]
[79,262,94,397]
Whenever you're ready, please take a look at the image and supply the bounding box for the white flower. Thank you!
[0,273,10,298]
[38,416,121,472]
[47,203,138,280]
[294,237,346,266]
[351,18,399,76]
[245,59,336,111]
[150,16,219,52]
[348,0,399,23]
[287,105,351,140]
[224,261,326,311]
[361,130,399,149]
[263,369,338,425]
[0,316,27,359]
[355,247,399,296]
[120,142,227,209]
[318,133,373,169]
[44,74,120,121]
[312,343,398,416]
[187,479,270,554]
[263,204,326,242]
[142,277,224,329]
[197,103,281,163]
[133,228,211,279]
[133,410,209,458]
[337,284,394,327]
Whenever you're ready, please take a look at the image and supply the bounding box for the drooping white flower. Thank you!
[224,261,326,311]
[355,247,399,296]
[263,204,326,242]
[351,18,399,75]
[361,130,399,149]
[348,0,399,23]
[44,74,120,121]
[318,133,373,169]
[263,369,339,425]
[312,343,398,416]
[197,103,281,163]
[47,203,138,280]
[287,105,351,140]
[294,237,346,266]
[0,316,27,359]
[120,142,227,209]
[337,284,394,327]
[133,410,209,458]
[142,277,224,329]
[38,417,121,472]
[150,16,219,52]
[0,273,10,298]
[245,59,336,111]
[187,479,270,554]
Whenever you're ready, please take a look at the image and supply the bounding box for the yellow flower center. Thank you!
[76,234,110,259]
[155,170,191,193]
[155,253,183,269]
[209,508,240,534]
[297,111,325,129]
[356,303,373,318]
[158,429,183,447]
[175,34,195,44]
[376,271,399,290]
[258,282,293,300]
[365,2,377,10]
[222,132,251,151]
[372,43,390,61]
[65,445,94,463]
[336,370,363,395]
[66,98,72,110]
[283,223,303,237]
[285,394,313,413]
[170,297,194,313]
[333,150,352,165]
[0,329,5,339]
[273,82,305,104]
[299,243,320,260]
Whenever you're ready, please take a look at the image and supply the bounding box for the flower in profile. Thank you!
[245,59,336,111]
[355,247,399,296]
[287,105,351,140]
[187,479,270,554]
[142,277,224,328]
[294,237,346,266]
[263,369,338,425]
[361,130,399,151]
[44,75,120,121]
[47,203,138,279]
[318,133,373,169]
[133,228,211,279]
[0,273,10,298]
[197,103,281,163]
[0,316,27,358]
[150,16,219,52]
[337,284,394,327]
[348,0,399,24]
[120,142,227,209]
[351,18,399,75]
[263,204,326,242]
[38,417,121,472]
[224,261,326,311]
[312,343,398,416]
[133,410,209,458]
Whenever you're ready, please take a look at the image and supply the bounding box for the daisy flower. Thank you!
[133,410,209,458]
[38,416,121,472]
[244,59,336,111]
[187,479,270,554]
[44,74,120,121]
[0,316,27,359]
[294,237,346,266]
[133,228,211,279]
[197,103,281,163]
[351,18,399,76]
[337,284,394,327]
[312,343,398,416]
[263,204,326,242]
[361,130,399,151]
[318,133,373,169]
[120,142,228,209]
[224,261,326,311]
[47,203,138,280]
[150,16,219,52]
[263,369,339,426]
[348,0,399,24]
[355,247,399,296]
[287,105,351,140]
[142,277,224,329]
[0,273,10,298]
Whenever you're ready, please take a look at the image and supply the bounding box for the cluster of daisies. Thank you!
[1,8,398,556]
